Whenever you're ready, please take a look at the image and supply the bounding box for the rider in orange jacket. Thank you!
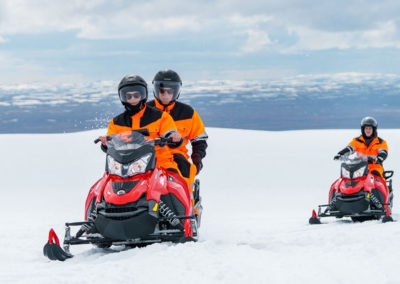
[148,70,208,189]
[334,117,388,177]
[98,74,183,173]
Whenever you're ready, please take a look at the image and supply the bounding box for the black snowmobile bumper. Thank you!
[94,211,158,240]
[317,204,386,218]
[63,214,197,247]
[334,194,370,214]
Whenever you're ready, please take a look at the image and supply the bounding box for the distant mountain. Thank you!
[1,73,400,133]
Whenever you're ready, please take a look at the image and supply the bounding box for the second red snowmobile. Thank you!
[309,152,394,224]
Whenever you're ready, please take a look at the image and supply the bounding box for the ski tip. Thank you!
[312,209,317,218]
[43,228,73,261]
[309,209,321,225]
[43,242,73,261]
[48,228,60,245]
[382,208,394,223]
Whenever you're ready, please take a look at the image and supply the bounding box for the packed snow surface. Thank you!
[1,128,400,284]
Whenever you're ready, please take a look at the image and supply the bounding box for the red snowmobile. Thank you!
[43,131,202,261]
[309,152,394,224]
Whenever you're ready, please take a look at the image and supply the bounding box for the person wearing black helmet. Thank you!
[333,116,388,177]
[97,74,182,172]
[148,69,208,189]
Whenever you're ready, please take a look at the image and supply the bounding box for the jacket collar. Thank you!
[154,98,175,112]
[357,135,379,146]
[128,103,147,117]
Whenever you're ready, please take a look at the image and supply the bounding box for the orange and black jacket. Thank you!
[105,104,179,170]
[338,135,388,175]
[148,99,208,161]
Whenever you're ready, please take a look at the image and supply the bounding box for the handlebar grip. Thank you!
[154,137,173,146]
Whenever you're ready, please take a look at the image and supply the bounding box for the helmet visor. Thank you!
[119,85,147,103]
[153,81,181,101]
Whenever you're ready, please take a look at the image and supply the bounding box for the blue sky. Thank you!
[0,0,400,84]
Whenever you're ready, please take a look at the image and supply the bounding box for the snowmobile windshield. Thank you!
[340,152,374,165]
[105,131,156,176]
[340,152,370,179]
[107,131,154,151]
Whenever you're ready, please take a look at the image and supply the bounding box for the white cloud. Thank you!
[229,14,274,27]
[240,30,272,53]
[229,14,274,53]
[285,20,400,52]
[0,0,399,53]
[0,0,204,39]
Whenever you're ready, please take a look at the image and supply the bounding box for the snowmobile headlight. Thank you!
[353,166,366,178]
[127,153,152,176]
[107,156,122,176]
[341,167,350,178]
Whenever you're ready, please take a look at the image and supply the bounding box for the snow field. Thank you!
[1,128,400,283]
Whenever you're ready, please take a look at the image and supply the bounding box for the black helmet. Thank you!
[152,69,182,103]
[360,116,378,137]
[118,75,148,104]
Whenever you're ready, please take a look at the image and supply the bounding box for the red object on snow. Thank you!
[48,228,60,245]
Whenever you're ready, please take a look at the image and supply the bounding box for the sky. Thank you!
[0,0,400,84]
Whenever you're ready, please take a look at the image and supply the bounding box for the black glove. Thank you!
[333,154,341,160]
[367,156,376,164]
[168,138,184,149]
[376,155,385,165]
[191,153,203,175]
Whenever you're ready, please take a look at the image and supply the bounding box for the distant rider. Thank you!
[333,116,388,178]
[97,74,183,173]
[148,69,208,189]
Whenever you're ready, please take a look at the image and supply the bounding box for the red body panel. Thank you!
[85,167,193,220]
[329,173,389,206]
[85,172,110,219]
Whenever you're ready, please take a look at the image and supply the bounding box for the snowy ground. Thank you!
[1,128,400,284]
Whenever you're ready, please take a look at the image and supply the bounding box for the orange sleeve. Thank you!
[106,119,117,135]
[380,140,389,152]
[348,138,359,151]
[159,112,178,137]
[188,110,206,140]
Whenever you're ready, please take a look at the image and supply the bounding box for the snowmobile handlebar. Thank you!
[94,136,112,144]
[94,136,174,146]
[94,134,180,148]
[153,137,174,147]
[337,152,378,164]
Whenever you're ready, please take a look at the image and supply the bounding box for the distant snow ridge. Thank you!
[0,73,399,107]
[0,80,116,107]
[1,72,400,133]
